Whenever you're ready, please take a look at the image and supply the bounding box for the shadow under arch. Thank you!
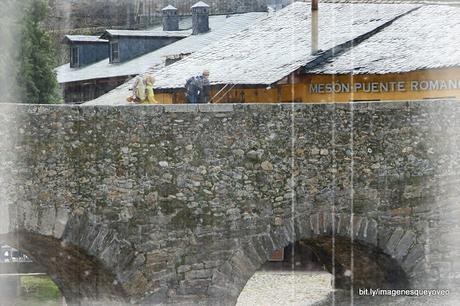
[208,213,423,306]
[0,231,128,306]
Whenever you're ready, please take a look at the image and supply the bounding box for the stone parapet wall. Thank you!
[0,101,459,304]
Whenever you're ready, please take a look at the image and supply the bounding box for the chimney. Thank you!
[311,0,319,54]
[162,5,179,31]
[192,1,210,35]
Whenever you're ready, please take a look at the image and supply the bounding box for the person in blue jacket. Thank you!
[185,70,210,104]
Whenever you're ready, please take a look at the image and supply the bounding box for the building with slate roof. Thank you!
[62,35,109,69]
[304,3,460,102]
[95,1,456,104]
[56,2,267,104]
[100,29,191,64]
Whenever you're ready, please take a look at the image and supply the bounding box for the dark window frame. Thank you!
[110,41,120,63]
[70,46,79,67]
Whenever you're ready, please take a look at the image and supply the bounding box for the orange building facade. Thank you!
[155,67,460,104]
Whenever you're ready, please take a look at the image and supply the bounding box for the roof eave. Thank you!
[100,33,189,39]
[62,40,108,45]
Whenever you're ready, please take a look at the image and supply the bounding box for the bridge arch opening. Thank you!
[0,241,61,305]
[236,241,333,305]
[211,223,412,306]
[236,235,409,305]
[301,235,410,291]
[0,231,127,305]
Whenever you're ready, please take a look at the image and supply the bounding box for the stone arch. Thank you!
[0,231,127,305]
[208,213,426,305]
[1,209,150,305]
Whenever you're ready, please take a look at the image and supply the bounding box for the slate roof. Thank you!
[100,29,191,39]
[151,2,419,90]
[162,5,178,11]
[309,4,460,74]
[57,12,266,85]
[192,1,210,8]
[84,2,460,105]
[62,35,108,44]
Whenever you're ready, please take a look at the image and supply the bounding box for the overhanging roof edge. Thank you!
[302,6,421,74]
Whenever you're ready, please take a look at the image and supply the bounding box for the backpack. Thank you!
[185,76,199,98]
[133,76,146,101]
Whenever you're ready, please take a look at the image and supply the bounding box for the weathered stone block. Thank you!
[384,228,405,256]
[164,104,197,113]
[364,219,378,246]
[394,230,416,261]
[240,241,264,268]
[178,279,209,295]
[185,268,213,280]
[198,104,234,113]
[294,216,312,240]
[53,207,69,239]
[402,244,425,272]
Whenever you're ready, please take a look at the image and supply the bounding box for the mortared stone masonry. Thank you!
[0,101,459,305]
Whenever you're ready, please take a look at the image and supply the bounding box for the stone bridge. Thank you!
[0,101,459,305]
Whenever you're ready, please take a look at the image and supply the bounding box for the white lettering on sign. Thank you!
[310,79,460,94]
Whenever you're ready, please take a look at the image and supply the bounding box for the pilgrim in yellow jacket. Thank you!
[144,75,159,104]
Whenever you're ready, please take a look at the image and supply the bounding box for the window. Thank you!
[70,46,79,67]
[110,41,120,63]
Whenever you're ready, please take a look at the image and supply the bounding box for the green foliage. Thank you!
[17,276,62,306]
[18,0,62,104]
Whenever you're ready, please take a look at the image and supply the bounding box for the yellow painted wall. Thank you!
[155,92,174,104]
[161,68,460,103]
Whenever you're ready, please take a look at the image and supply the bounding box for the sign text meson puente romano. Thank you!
[310,79,460,94]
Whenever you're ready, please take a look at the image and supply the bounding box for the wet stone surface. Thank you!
[236,271,332,306]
